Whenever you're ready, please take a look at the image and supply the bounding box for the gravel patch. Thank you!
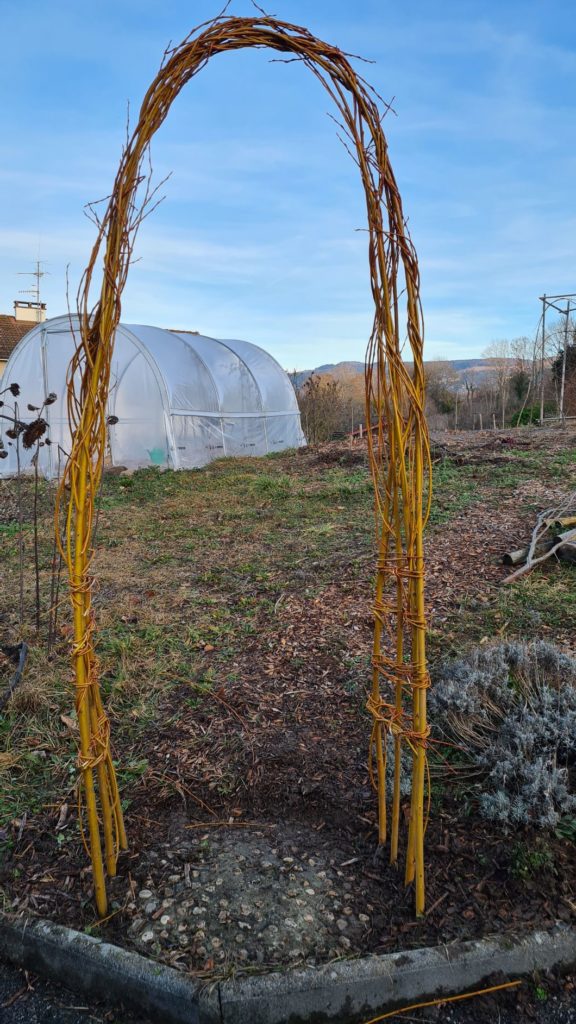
[128,824,374,969]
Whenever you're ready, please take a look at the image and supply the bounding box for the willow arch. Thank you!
[56,13,432,917]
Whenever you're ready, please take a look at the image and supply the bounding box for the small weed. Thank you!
[56,829,78,847]
[116,758,149,788]
[510,842,554,880]
[555,817,576,843]
[0,521,31,538]
[191,670,215,693]
[250,474,292,498]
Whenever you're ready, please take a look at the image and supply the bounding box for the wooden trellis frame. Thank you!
[55,12,431,917]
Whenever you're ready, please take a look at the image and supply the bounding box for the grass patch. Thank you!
[1,435,575,850]
[427,462,479,525]
[432,566,576,660]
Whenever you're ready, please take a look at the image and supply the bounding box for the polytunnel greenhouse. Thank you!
[0,315,305,478]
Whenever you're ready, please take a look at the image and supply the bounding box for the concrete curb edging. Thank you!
[1,914,575,1024]
[218,926,576,1024]
[0,915,220,1024]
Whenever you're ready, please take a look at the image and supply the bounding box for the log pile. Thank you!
[503,504,576,583]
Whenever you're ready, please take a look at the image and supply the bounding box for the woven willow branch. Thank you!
[55,12,431,916]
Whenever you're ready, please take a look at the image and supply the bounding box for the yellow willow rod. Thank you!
[370,416,405,859]
[368,330,429,895]
[387,258,405,870]
[70,444,107,916]
[57,331,126,916]
[367,309,430,907]
[404,423,428,914]
[371,560,389,843]
[389,458,406,866]
[84,352,123,881]
[362,980,522,1024]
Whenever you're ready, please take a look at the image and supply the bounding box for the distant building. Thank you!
[0,301,46,379]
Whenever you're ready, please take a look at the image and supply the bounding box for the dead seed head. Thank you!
[22,418,48,450]
[5,423,25,440]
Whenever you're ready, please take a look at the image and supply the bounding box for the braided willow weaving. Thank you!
[55,13,431,916]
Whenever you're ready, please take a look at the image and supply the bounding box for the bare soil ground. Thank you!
[0,424,575,987]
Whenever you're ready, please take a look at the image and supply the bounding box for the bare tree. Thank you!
[424,360,461,428]
[548,315,576,420]
[483,339,514,428]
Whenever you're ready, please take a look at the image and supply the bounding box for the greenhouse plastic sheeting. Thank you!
[0,316,305,478]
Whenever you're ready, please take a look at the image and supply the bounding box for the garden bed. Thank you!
[0,426,575,981]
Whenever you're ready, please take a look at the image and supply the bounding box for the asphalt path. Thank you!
[0,960,140,1023]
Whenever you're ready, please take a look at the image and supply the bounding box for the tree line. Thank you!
[425,321,576,430]
[291,318,576,443]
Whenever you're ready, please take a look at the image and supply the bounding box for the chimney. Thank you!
[14,300,46,323]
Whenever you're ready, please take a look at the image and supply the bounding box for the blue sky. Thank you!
[0,0,575,368]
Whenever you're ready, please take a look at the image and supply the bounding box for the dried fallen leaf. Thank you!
[55,803,68,831]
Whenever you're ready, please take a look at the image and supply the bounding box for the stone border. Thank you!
[1,914,575,1024]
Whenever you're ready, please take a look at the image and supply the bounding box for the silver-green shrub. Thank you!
[429,642,576,828]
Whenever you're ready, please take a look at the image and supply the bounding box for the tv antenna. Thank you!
[17,259,49,305]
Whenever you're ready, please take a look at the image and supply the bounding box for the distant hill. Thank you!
[290,361,364,388]
[290,358,511,390]
[313,361,365,376]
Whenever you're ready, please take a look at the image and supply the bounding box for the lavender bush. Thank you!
[429,641,576,829]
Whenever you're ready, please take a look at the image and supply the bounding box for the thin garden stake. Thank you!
[55,12,431,915]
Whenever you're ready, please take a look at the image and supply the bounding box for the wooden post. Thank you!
[540,296,546,425]
[560,300,570,424]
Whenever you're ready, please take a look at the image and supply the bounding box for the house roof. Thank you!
[0,315,35,362]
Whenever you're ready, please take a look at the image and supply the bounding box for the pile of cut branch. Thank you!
[503,494,576,583]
